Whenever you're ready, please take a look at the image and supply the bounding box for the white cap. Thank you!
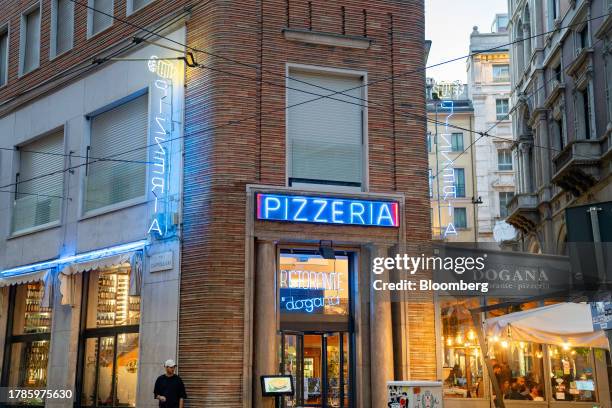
[164,359,176,367]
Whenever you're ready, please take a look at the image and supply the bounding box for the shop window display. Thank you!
[79,264,140,407]
[2,282,52,406]
[549,345,598,402]
[488,338,546,401]
[441,298,484,398]
[279,254,349,316]
[486,300,545,402]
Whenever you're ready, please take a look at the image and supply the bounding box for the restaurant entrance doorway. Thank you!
[281,332,350,408]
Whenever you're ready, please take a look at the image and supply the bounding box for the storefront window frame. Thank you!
[547,344,600,403]
[0,282,53,407]
[277,247,357,408]
[75,268,140,408]
[437,295,490,401]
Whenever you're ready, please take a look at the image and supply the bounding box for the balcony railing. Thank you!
[552,139,603,196]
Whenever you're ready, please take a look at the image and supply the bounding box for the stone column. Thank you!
[369,245,394,408]
[253,240,278,408]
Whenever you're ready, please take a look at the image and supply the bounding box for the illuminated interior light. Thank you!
[467,329,476,341]
[562,343,571,351]
[501,340,509,349]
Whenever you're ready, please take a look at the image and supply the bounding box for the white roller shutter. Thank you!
[55,0,73,55]
[287,69,364,187]
[90,0,113,36]
[13,131,64,232]
[23,6,40,74]
[85,94,148,213]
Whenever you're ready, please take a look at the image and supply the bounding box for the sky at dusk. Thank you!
[425,0,509,83]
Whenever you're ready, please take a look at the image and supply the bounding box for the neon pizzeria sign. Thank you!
[256,193,399,227]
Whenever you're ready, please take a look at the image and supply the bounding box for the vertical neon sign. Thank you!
[147,56,174,239]
[439,100,457,237]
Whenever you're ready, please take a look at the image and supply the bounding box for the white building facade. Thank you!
[467,15,519,248]
[0,26,185,408]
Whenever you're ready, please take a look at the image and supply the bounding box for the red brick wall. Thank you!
[181,0,432,405]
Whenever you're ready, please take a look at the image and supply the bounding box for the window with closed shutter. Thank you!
[53,0,73,56]
[13,131,64,233]
[89,0,113,36]
[21,6,40,75]
[287,69,364,189]
[85,94,148,213]
[0,29,7,86]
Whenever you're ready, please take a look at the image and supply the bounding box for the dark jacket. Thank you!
[154,374,187,408]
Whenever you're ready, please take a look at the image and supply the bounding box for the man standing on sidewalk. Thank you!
[154,359,187,408]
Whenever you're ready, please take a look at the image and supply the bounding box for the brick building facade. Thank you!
[0,0,433,407]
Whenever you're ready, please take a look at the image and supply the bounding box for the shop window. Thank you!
[12,131,64,233]
[440,298,484,398]
[450,133,463,152]
[79,264,140,407]
[497,149,512,171]
[492,65,510,82]
[279,253,350,318]
[454,168,465,197]
[279,252,353,408]
[489,339,546,401]
[85,93,148,213]
[0,27,8,87]
[20,4,40,75]
[549,345,598,402]
[486,300,546,401]
[499,192,514,218]
[496,99,509,121]
[287,69,364,190]
[50,0,74,57]
[2,282,52,405]
[87,0,113,37]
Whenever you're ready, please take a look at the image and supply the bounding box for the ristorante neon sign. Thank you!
[256,193,399,227]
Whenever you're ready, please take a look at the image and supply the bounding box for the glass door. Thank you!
[282,332,350,408]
